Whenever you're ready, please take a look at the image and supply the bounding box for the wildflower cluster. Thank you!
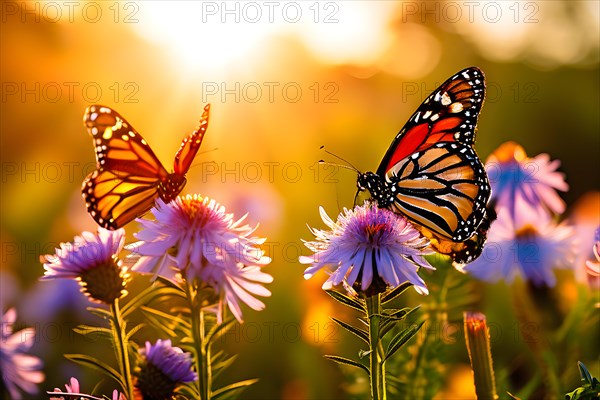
[9,192,272,399]
[464,141,577,287]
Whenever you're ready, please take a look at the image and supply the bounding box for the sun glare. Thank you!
[133,2,277,71]
[132,1,398,72]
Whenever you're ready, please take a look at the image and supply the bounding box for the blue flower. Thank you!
[136,339,197,399]
[585,227,600,291]
[41,228,128,304]
[300,202,434,295]
[463,208,575,287]
[486,141,568,223]
[1,308,44,399]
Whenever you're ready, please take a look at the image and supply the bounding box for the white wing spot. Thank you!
[449,102,464,113]
[441,92,452,106]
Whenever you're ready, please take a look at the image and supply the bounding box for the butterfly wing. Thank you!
[385,142,489,242]
[173,104,210,175]
[375,68,490,261]
[82,105,169,229]
[377,67,485,177]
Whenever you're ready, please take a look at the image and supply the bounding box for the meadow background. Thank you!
[1,1,599,399]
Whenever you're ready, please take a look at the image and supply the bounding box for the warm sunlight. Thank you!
[133,2,279,70]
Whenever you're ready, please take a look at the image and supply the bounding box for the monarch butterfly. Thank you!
[356,67,491,263]
[82,104,210,230]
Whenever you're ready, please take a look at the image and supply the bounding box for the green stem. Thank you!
[411,262,450,399]
[188,283,211,400]
[367,294,386,400]
[110,299,134,400]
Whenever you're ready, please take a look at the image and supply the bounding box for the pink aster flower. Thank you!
[300,202,434,296]
[485,141,568,223]
[48,377,125,400]
[126,194,272,322]
[463,208,576,287]
[1,308,44,399]
[40,228,128,304]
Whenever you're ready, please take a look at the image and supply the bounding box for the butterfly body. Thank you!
[357,67,491,263]
[82,104,210,230]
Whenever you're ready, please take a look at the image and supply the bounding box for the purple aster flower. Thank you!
[486,141,568,223]
[1,308,44,399]
[40,228,128,304]
[126,194,272,322]
[300,202,435,296]
[135,339,197,399]
[463,208,576,287]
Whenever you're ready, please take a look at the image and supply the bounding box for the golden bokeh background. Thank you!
[1,1,599,398]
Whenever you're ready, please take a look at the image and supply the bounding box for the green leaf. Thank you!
[358,349,372,359]
[126,323,146,340]
[379,307,412,338]
[403,305,422,320]
[323,355,369,374]
[140,307,184,338]
[177,383,199,399]
[212,379,259,400]
[87,306,112,320]
[330,317,369,344]
[381,282,413,304]
[73,325,112,339]
[385,321,424,361]
[212,355,239,380]
[121,285,185,318]
[206,317,237,345]
[325,290,365,313]
[142,306,190,327]
[578,361,593,385]
[65,354,123,388]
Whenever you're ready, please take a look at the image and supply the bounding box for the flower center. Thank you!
[135,361,177,400]
[363,223,388,243]
[515,224,538,239]
[79,257,127,304]
[181,196,208,221]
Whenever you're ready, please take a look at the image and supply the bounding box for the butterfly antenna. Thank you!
[189,147,219,170]
[319,146,361,173]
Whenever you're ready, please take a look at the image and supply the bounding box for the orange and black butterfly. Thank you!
[357,67,491,263]
[82,104,210,229]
